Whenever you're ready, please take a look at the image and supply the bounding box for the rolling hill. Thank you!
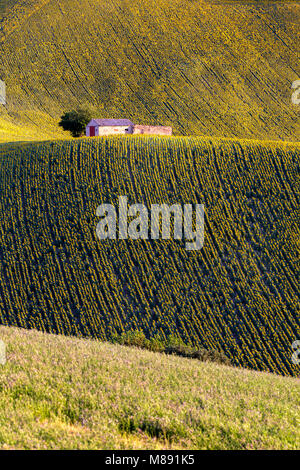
[0,325,299,449]
[0,0,299,142]
[0,135,299,376]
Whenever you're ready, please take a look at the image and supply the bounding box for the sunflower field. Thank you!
[0,135,299,376]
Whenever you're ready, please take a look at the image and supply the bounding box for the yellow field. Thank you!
[0,0,299,142]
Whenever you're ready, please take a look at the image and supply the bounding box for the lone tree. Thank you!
[59,108,92,137]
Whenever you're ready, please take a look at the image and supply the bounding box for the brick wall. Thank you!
[133,125,172,135]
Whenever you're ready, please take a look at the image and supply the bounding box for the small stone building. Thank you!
[86,119,172,137]
[86,119,134,137]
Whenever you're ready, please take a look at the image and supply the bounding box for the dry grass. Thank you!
[0,326,299,449]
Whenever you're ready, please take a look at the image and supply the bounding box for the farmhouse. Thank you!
[86,119,172,137]
[86,119,134,137]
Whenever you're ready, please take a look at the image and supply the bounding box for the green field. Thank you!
[0,325,299,450]
[0,0,299,142]
[0,135,299,376]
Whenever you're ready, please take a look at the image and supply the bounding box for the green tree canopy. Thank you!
[59,108,92,137]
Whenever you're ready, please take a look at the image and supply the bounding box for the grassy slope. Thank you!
[0,325,299,450]
[0,0,299,141]
[0,135,299,376]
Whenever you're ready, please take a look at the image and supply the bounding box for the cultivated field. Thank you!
[0,135,299,376]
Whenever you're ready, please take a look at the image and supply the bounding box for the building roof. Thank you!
[88,119,134,127]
